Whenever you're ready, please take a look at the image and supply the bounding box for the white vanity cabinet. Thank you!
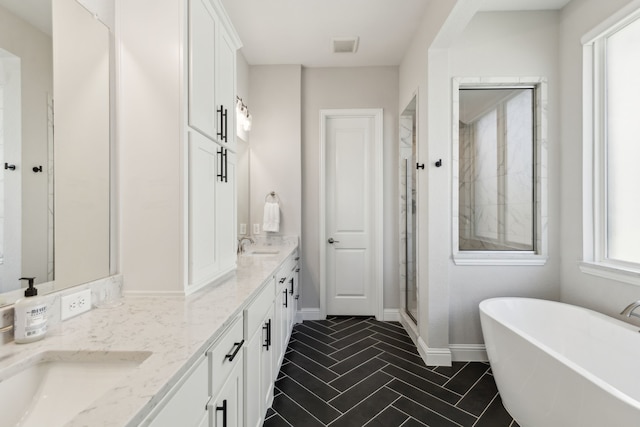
[188,131,237,288]
[188,0,238,153]
[145,354,209,427]
[215,21,238,153]
[138,246,301,427]
[290,255,300,328]
[143,313,245,427]
[188,0,218,142]
[210,353,244,427]
[244,279,276,427]
[274,277,288,377]
[186,0,240,292]
[272,250,299,379]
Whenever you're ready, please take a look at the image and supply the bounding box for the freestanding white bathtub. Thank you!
[479,297,640,427]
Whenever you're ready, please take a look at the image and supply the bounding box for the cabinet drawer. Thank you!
[275,252,299,290]
[209,313,244,396]
[244,279,275,338]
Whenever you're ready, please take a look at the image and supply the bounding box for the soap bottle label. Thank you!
[15,302,48,342]
[25,304,47,337]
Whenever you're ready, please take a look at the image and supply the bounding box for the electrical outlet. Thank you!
[61,289,92,320]
[253,223,260,234]
[240,223,247,235]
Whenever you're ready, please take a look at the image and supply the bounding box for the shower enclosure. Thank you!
[400,96,417,323]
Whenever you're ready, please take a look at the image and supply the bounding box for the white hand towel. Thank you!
[263,202,280,232]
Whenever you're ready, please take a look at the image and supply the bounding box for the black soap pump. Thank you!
[14,277,48,343]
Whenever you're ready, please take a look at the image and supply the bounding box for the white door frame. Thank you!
[319,109,384,320]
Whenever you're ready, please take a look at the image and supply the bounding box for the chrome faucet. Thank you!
[620,300,640,320]
[237,236,255,254]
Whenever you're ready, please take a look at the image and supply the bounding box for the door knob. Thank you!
[328,238,340,244]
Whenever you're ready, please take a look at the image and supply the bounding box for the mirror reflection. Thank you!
[0,0,54,292]
[0,0,112,302]
[458,87,535,251]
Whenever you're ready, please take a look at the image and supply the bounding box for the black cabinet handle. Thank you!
[224,340,244,362]
[283,289,288,308]
[295,268,300,273]
[217,106,228,143]
[224,107,228,142]
[289,278,294,295]
[216,399,227,427]
[295,295,299,300]
[222,148,228,182]
[217,148,224,181]
[295,257,300,261]
[4,163,15,171]
[217,106,224,141]
[416,163,425,170]
[263,319,271,350]
[279,277,286,284]
[216,147,229,183]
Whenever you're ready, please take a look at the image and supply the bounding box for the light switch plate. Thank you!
[61,289,92,320]
[240,223,247,235]
[253,224,260,234]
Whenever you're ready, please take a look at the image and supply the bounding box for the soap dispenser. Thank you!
[14,277,48,344]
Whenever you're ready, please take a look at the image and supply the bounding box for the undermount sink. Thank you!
[0,350,151,427]
[244,249,279,256]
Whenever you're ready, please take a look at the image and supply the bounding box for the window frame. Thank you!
[452,77,548,266]
[581,6,640,285]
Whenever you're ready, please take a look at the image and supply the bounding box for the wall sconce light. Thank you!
[236,96,252,134]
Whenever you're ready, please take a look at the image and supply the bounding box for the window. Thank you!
[452,78,547,265]
[582,10,640,284]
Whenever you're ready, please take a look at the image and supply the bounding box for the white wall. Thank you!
[118,0,183,293]
[448,11,562,346]
[300,66,399,311]
[248,65,301,238]
[559,0,640,316]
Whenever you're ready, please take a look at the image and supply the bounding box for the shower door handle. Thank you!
[328,238,340,244]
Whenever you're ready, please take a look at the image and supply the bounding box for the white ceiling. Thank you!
[0,0,51,36]
[221,0,573,67]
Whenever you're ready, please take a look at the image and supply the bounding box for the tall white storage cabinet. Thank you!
[119,0,242,295]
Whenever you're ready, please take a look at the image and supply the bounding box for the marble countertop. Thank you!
[0,239,298,427]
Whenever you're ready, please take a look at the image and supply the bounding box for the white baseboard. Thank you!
[450,344,488,362]
[417,336,452,367]
[382,308,400,322]
[297,308,400,322]
[297,308,322,322]
[398,311,419,344]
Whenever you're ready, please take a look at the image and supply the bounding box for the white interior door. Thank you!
[323,110,382,317]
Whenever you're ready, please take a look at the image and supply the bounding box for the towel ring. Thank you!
[265,191,280,203]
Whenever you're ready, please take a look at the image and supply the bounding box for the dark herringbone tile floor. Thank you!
[265,316,519,427]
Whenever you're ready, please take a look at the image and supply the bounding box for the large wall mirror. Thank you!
[458,87,535,251]
[0,0,112,302]
[452,77,548,265]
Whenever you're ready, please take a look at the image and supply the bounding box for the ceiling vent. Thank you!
[332,37,359,54]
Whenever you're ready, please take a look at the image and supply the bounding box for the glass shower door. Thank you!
[400,97,417,323]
